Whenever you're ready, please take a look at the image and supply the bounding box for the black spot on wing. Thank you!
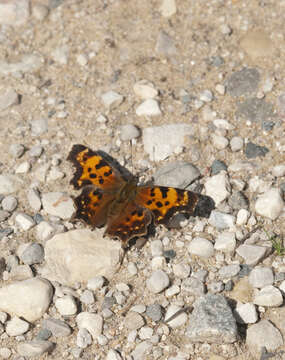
[95,159,109,170]
[160,187,169,199]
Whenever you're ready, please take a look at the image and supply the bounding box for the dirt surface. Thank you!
[0,0,285,359]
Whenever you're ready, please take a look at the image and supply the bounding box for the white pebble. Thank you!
[136,99,161,116]
[230,137,244,152]
[200,90,213,102]
[55,295,77,316]
[15,161,30,174]
[236,209,250,225]
[6,316,29,336]
[188,237,214,258]
[272,165,285,177]
[101,91,124,109]
[211,134,229,150]
[133,80,158,99]
[15,213,35,231]
[255,188,284,220]
[146,270,169,293]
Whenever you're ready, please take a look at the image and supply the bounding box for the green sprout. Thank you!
[265,230,285,256]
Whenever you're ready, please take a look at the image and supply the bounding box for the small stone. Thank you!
[204,171,231,205]
[76,312,103,339]
[138,326,154,340]
[181,277,206,296]
[51,45,69,65]
[172,263,191,279]
[249,267,274,288]
[36,328,52,341]
[28,145,43,157]
[42,192,76,220]
[245,142,269,159]
[146,270,170,293]
[9,264,34,281]
[236,209,250,226]
[211,160,227,175]
[214,232,236,252]
[0,0,30,25]
[272,165,285,177]
[15,161,30,174]
[215,84,225,95]
[15,213,35,231]
[55,295,77,316]
[97,334,108,346]
[226,68,260,97]
[43,318,72,337]
[119,124,140,141]
[133,80,158,99]
[20,243,44,265]
[9,143,25,158]
[127,262,138,276]
[211,134,229,150]
[130,304,146,314]
[31,118,48,136]
[159,0,176,17]
[0,347,11,359]
[253,285,283,307]
[0,210,10,222]
[219,265,240,279]
[0,87,19,110]
[35,221,56,242]
[136,99,161,116]
[2,195,17,212]
[106,349,122,360]
[17,341,54,357]
[165,284,180,297]
[146,304,163,322]
[234,303,258,324]
[200,90,213,102]
[77,328,92,348]
[207,281,224,293]
[208,211,235,230]
[80,289,95,305]
[87,276,105,291]
[76,54,88,66]
[188,237,214,258]
[101,91,124,109]
[255,188,284,220]
[27,188,42,212]
[246,320,283,358]
[230,136,244,152]
[6,316,29,336]
[150,240,163,257]
[165,305,188,328]
[236,244,266,266]
[124,312,145,330]
[131,341,153,360]
[32,4,49,20]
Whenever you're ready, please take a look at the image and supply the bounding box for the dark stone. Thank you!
[102,296,116,309]
[226,68,260,97]
[228,191,249,210]
[236,97,274,125]
[146,303,163,322]
[36,328,52,341]
[245,142,269,159]
[163,250,176,260]
[211,160,227,175]
[238,264,252,278]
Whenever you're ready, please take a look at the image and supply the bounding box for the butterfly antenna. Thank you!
[130,139,134,174]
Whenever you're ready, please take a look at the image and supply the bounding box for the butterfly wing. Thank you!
[104,202,152,245]
[67,144,125,190]
[136,186,215,225]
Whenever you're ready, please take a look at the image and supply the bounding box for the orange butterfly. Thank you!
[68,145,215,247]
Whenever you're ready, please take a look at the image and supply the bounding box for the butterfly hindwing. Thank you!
[104,202,152,245]
[136,186,214,225]
[67,144,124,190]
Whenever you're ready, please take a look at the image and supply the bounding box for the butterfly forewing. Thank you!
[67,144,125,190]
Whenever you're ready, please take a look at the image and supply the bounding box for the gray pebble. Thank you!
[249,267,274,288]
[236,97,274,125]
[181,277,206,296]
[224,280,234,291]
[17,341,54,357]
[87,276,105,291]
[31,118,48,136]
[77,328,92,348]
[20,243,44,265]
[245,142,269,159]
[102,296,116,309]
[226,68,260,97]
[2,195,17,212]
[219,264,241,279]
[146,304,163,322]
[42,318,72,337]
[36,328,52,341]
[0,210,10,222]
[211,160,227,175]
[146,270,170,294]
[119,124,140,141]
[80,290,95,305]
[28,145,43,157]
[9,144,25,158]
[228,191,248,210]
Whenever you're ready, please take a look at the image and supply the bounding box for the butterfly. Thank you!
[68,144,215,247]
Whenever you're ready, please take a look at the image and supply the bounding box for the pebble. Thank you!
[101,91,124,109]
[0,54,43,76]
[186,294,238,344]
[237,98,274,127]
[133,80,158,99]
[219,265,241,279]
[76,53,88,66]
[0,210,10,222]
[136,99,161,116]
[245,142,269,159]
[213,119,234,130]
[0,174,21,194]
[146,270,169,293]
[200,90,213,102]
[138,326,153,340]
[119,124,140,141]
[226,68,260,97]
[87,276,105,291]
[77,328,92,348]
[204,171,231,205]
[150,240,163,257]
[17,340,54,357]
[230,136,244,152]
[76,312,103,339]
[0,277,53,322]
[2,195,17,212]
[15,161,31,174]
[20,243,44,265]
[165,304,188,328]
[208,211,235,230]
[188,237,214,258]
[32,3,49,20]
[255,188,284,220]
[181,277,206,296]
[207,281,224,293]
[211,160,227,175]
[44,229,123,285]
[35,221,56,241]
[214,232,236,252]
[253,285,283,307]
[234,303,258,324]
[172,263,191,279]
[0,0,30,25]
[272,164,285,177]
[55,295,77,316]
[15,213,35,231]
[0,348,11,359]
[143,123,193,161]
[0,87,19,111]
[211,134,228,150]
[248,267,274,288]
[36,328,52,341]
[246,320,283,358]
[9,143,25,158]
[236,209,250,226]
[31,118,48,136]
[160,0,176,17]
[131,304,146,314]
[146,304,163,322]
[155,30,177,57]
[124,311,145,330]
[165,284,180,297]
[236,244,267,266]
[80,289,95,305]
[9,264,34,281]
[28,145,44,158]
[6,316,29,336]
[51,45,69,65]
[127,262,138,276]
[154,161,200,188]
[215,84,225,95]
[42,192,76,220]
[106,349,123,360]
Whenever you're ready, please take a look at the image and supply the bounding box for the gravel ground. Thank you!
[0,0,285,359]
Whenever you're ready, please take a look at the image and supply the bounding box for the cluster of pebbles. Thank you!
[0,0,285,359]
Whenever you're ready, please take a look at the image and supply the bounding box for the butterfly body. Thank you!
[68,144,215,246]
